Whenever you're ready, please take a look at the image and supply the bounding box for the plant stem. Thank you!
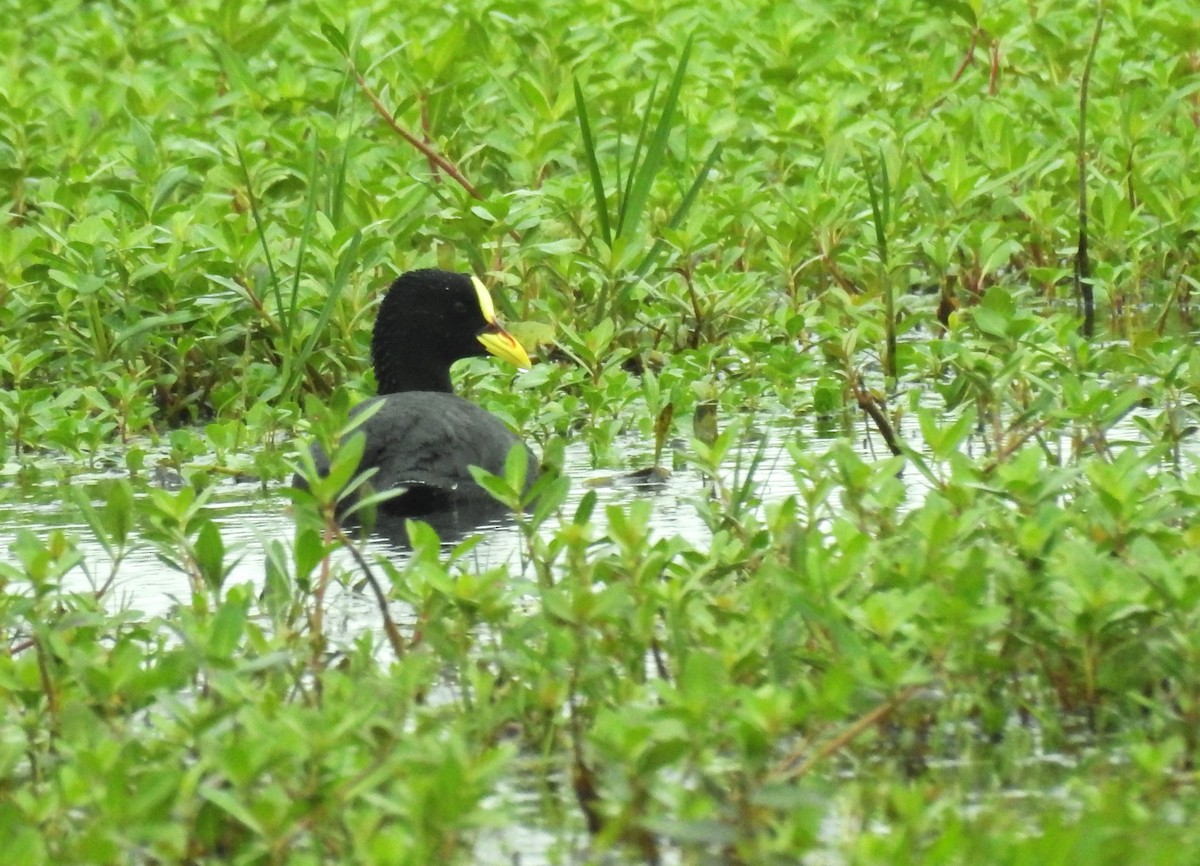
[1076,3,1105,338]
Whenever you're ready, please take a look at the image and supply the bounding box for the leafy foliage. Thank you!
[3,0,1200,862]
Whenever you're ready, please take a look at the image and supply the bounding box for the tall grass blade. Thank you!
[573,77,612,247]
[668,141,723,231]
[616,78,659,236]
[865,165,888,266]
[233,141,284,332]
[634,141,723,279]
[287,135,322,340]
[879,148,890,254]
[617,35,693,240]
[329,140,350,229]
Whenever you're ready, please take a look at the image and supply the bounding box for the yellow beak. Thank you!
[470,275,531,369]
[478,322,532,369]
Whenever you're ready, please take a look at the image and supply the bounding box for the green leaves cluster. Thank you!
[3,0,1194,468]
[3,0,1200,862]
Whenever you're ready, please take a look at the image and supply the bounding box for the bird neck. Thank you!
[374,356,455,395]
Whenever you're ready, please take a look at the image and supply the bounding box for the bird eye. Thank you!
[453,301,468,315]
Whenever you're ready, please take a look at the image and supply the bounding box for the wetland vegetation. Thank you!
[2,0,1200,862]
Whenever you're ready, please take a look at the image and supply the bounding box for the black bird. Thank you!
[296,269,538,520]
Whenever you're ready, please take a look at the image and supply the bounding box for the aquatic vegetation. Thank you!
[3,0,1200,862]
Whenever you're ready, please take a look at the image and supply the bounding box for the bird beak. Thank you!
[471,276,532,369]
[478,322,532,369]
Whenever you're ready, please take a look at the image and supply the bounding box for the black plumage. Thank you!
[297,269,537,519]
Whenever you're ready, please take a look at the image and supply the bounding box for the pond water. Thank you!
[0,418,821,622]
[7,393,1156,620]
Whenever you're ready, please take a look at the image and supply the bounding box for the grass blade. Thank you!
[634,140,723,279]
[865,166,887,265]
[667,141,722,231]
[616,78,659,237]
[233,141,283,331]
[287,134,322,341]
[573,77,612,247]
[616,34,693,240]
[328,139,350,230]
[879,147,890,247]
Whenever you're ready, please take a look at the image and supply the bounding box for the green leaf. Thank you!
[150,166,193,215]
[113,309,200,346]
[469,463,519,508]
[198,782,264,834]
[504,442,530,495]
[195,521,226,594]
[320,20,349,56]
[101,479,135,549]
[208,594,246,658]
[573,489,598,526]
[292,527,327,583]
[318,431,366,501]
[531,475,571,526]
[405,518,442,551]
